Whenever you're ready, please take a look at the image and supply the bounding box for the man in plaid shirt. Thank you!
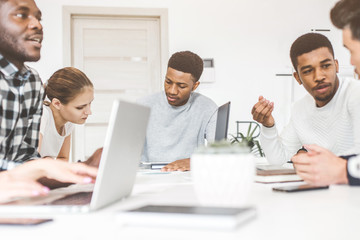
[0,0,44,170]
[0,0,101,195]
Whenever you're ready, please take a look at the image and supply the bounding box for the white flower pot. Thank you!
[191,152,255,207]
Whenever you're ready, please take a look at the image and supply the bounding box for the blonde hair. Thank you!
[44,67,93,106]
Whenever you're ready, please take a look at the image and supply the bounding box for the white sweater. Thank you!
[260,78,360,165]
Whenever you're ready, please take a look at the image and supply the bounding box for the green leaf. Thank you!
[238,132,245,139]
[254,140,265,157]
[247,122,252,137]
[249,124,259,138]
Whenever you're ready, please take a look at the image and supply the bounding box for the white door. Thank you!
[64,8,168,161]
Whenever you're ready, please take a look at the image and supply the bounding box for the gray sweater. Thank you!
[139,91,218,163]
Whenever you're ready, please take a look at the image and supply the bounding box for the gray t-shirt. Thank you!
[138,91,218,163]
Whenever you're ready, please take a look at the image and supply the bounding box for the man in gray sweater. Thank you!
[139,51,218,172]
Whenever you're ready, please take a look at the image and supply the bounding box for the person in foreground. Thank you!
[0,158,98,203]
[291,0,360,186]
[0,0,100,189]
[0,0,44,170]
[138,51,218,172]
[251,32,360,166]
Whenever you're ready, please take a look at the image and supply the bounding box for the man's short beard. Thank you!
[314,88,335,104]
[0,31,41,64]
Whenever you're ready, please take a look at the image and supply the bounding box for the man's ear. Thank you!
[293,72,302,85]
[335,59,339,73]
[51,98,62,110]
[192,81,200,91]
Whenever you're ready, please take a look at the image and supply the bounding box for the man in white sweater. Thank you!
[291,0,360,186]
[251,33,360,177]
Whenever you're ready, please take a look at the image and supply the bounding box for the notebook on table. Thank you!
[255,164,303,183]
[117,205,256,230]
[0,100,150,216]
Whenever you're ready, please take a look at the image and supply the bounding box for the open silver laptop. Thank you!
[215,101,231,141]
[0,100,150,216]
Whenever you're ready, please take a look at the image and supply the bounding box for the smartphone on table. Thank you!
[272,184,329,192]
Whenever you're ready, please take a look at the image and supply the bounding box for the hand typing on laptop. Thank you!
[82,148,103,167]
[0,158,98,204]
[161,158,190,172]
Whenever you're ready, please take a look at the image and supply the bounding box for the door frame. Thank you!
[63,6,169,79]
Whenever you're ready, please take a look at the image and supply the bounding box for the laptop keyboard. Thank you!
[45,192,93,206]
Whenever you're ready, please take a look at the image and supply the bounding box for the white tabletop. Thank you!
[1,171,359,240]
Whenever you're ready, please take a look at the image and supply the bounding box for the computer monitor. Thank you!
[215,101,231,141]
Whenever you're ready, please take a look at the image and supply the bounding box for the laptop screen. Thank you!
[215,101,231,141]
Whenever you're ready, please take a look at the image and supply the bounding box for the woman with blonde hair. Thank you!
[39,67,100,166]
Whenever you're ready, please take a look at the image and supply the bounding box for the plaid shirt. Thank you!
[0,54,44,170]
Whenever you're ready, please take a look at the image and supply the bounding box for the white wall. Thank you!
[30,0,348,136]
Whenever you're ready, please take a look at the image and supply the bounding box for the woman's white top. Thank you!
[39,105,75,158]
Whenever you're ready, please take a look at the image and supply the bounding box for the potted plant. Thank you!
[230,121,265,157]
[191,139,254,207]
